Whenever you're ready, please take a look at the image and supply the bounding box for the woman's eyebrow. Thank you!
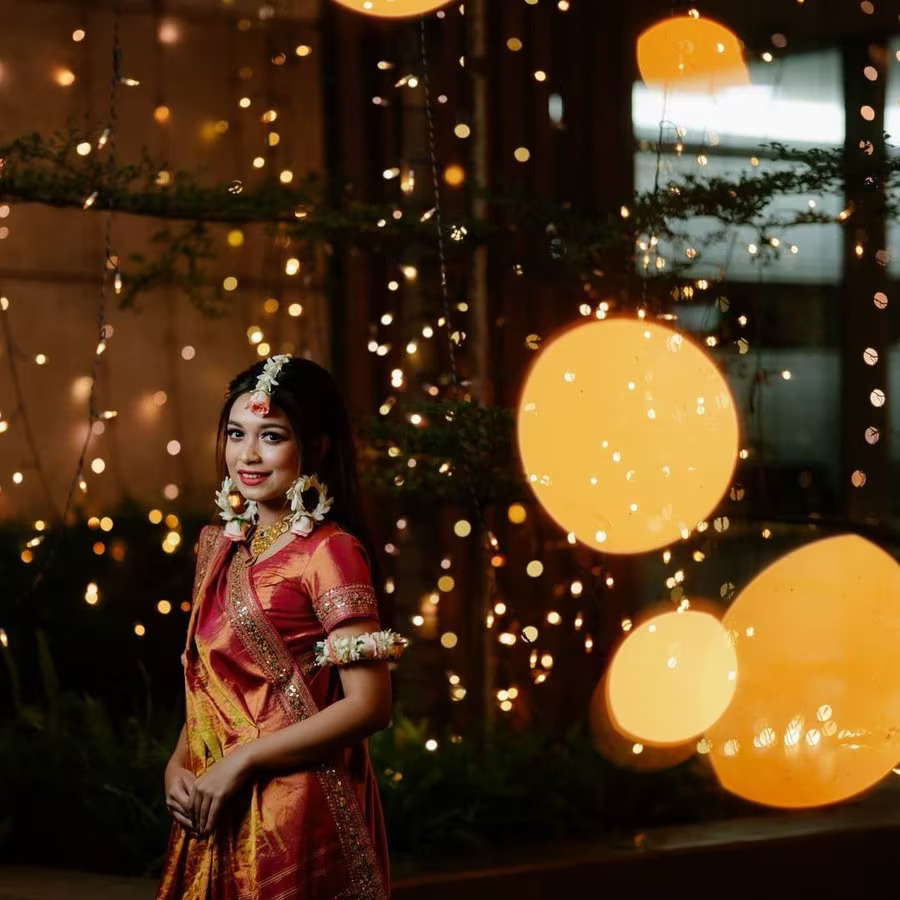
[227,420,290,431]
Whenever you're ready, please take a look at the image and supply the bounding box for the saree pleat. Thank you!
[157,525,390,900]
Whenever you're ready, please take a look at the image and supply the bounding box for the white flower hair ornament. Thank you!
[215,476,259,541]
[287,473,334,537]
[247,353,292,417]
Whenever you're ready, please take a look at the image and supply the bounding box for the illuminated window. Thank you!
[632,51,843,284]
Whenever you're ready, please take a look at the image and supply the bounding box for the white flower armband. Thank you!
[315,629,408,668]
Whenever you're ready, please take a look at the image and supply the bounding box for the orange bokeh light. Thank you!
[707,535,900,808]
[589,675,695,772]
[53,67,76,87]
[331,0,453,18]
[637,15,749,92]
[443,164,466,187]
[607,609,737,746]
[517,319,739,554]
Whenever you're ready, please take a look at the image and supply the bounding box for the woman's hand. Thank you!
[188,746,253,836]
[164,764,197,833]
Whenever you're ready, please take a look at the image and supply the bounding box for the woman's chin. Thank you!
[246,488,280,503]
[242,484,290,507]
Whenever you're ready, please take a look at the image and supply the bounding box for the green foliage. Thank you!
[0,129,486,312]
[0,513,200,871]
[371,717,604,858]
[0,634,180,875]
[360,400,523,506]
[0,658,744,878]
[123,222,229,316]
[369,713,740,863]
[3,129,898,311]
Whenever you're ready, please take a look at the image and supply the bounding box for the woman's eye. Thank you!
[263,432,284,443]
[227,429,243,440]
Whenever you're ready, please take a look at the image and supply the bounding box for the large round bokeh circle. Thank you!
[589,675,696,771]
[707,535,900,808]
[607,609,737,746]
[331,0,454,17]
[517,319,739,554]
[637,16,750,92]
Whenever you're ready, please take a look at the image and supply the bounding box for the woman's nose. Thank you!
[240,438,262,463]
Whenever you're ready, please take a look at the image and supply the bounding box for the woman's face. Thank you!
[225,395,301,516]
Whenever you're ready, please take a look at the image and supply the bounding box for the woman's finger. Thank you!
[169,808,196,832]
[168,781,192,813]
[198,792,214,834]
[189,783,204,827]
[203,797,221,836]
[167,793,191,817]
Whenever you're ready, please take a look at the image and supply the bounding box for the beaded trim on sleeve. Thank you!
[315,630,408,668]
[313,583,378,632]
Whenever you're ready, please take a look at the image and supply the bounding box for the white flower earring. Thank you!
[286,474,333,537]
[215,476,259,541]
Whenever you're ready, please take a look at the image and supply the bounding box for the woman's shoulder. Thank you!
[279,523,367,578]
[196,524,225,551]
[192,524,230,567]
[190,525,228,593]
[303,522,363,554]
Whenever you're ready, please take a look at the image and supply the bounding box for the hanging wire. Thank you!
[61,9,121,524]
[417,10,509,733]
[0,314,59,517]
[418,16,500,560]
[418,19,456,383]
[10,10,123,610]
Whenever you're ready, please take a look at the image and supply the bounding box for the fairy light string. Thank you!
[67,8,120,522]
[0,306,58,518]
[418,16,499,559]
[417,11,536,730]
[4,9,122,622]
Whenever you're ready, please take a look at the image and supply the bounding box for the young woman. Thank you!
[157,355,403,900]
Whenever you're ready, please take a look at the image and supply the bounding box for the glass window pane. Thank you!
[633,51,845,284]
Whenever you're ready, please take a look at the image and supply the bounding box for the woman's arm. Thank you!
[166,723,190,770]
[164,723,197,831]
[245,619,393,772]
[189,618,392,834]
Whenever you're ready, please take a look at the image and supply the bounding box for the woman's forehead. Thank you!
[229,394,293,427]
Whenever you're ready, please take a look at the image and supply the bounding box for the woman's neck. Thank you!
[256,502,289,528]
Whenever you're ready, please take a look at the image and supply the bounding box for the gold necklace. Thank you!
[250,515,292,558]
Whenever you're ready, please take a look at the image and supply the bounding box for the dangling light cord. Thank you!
[418,17,500,562]
[418,10,507,732]
[5,10,121,625]
[63,9,120,522]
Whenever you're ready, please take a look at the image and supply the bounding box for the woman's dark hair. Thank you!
[216,357,381,594]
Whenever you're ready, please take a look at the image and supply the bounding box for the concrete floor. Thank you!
[0,869,154,900]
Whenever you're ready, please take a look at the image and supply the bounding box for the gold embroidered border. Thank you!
[184,527,232,661]
[314,583,378,632]
[192,526,223,605]
[226,554,294,688]
[227,555,388,900]
[296,650,317,679]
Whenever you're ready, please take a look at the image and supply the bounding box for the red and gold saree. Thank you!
[157,523,390,900]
